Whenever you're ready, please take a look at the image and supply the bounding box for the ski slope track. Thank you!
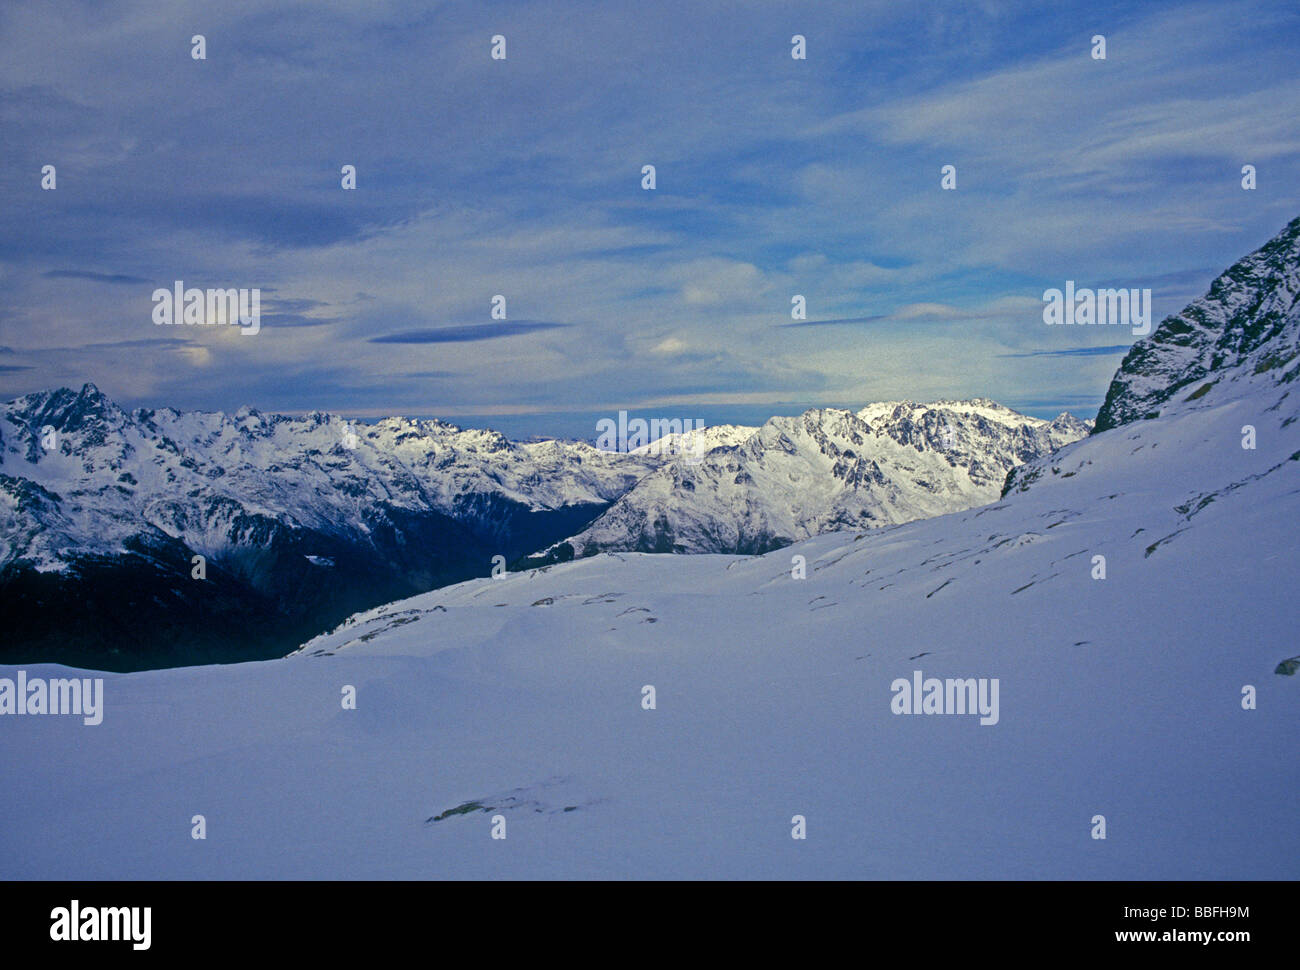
[2,218,1299,879]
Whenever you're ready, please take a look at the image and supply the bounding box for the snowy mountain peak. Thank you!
[11,381,120,430]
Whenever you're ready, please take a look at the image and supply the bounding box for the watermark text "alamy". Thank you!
[152,280,260,335]
[1043,281,1151,336]
[50,900,150,950]
[596,411,708,463]
[0,670,103,725]
[891,670,999,726]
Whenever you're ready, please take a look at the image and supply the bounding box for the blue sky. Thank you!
[1,0,1297,439]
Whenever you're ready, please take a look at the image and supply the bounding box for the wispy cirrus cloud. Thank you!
[369,321,570,344]
[43,270,152,285]
[997,345,1133,359]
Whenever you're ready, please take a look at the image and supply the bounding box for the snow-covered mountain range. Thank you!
[3,215,1296,879]
[533,401,1088,560]
[0,389,655,573]
[0,392,658,668]
[0,384,1082,668]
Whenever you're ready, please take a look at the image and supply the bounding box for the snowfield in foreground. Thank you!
[1,387,1296,878]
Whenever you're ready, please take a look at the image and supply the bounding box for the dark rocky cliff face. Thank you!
[1094,215,1300,434]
